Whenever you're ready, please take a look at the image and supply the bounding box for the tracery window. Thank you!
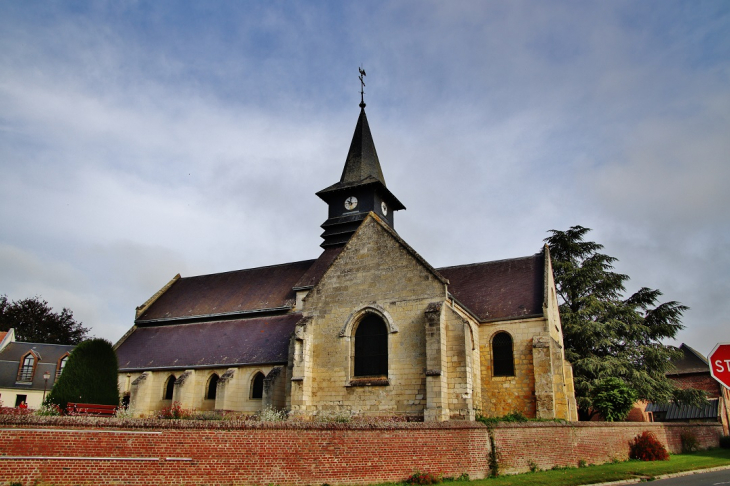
[251,372,265,399]
[354,314,388,377]
[17,353,36,382]
[492,331,515,377]
[206,373,219,400]
[163,375,176,400]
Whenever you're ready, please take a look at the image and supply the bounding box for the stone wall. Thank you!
[0,418,722,486]
[292,216,446,417]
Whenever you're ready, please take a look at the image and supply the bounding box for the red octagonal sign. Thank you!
[709,343,730,390]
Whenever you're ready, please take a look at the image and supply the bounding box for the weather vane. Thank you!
[359,67,366,108]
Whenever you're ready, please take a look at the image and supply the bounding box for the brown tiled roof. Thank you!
[667,344,709,375]
[116,314,302,371]
[293,247,344,289]
[136,260,316,322]
[438,252,545,322]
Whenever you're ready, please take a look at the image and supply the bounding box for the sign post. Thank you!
[709,343,730,389]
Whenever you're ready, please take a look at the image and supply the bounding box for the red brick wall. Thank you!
[0,418,722,486]
[670,373,722,398]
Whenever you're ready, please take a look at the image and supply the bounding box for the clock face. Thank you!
[344,196,358,210]
[381,201,388,216]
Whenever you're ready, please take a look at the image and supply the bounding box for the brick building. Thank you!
[114,101,578,421]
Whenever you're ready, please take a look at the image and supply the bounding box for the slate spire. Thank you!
[316,70,404,248]
[339,104,386,186]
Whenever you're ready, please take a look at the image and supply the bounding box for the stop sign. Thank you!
[709,343,730,389]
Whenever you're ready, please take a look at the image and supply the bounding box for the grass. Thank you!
[380,449,730,486]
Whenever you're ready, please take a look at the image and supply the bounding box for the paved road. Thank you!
[648,468,730,485]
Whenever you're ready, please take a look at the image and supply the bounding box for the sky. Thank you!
[1,1,728,357]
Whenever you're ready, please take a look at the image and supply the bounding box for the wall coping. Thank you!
[0,415,722,432]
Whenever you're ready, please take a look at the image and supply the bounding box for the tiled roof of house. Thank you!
[0,342,75,390]
[136,260,316,322]
[117,314,302,371]
[438,252,545,322]
[667,343,710,375]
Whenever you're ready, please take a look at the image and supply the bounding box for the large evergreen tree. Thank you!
[0,295,89,344]
[545,226,704,420]
[46,338,120,410]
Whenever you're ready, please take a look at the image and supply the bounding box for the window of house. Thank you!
[15,394,27,407]
[251,372,265,399]
[17,353,35,382]
[206,373,219,400]
[57,354,69,378]
[354,314,388,377]
[163,375,176,400]
[492,331,515,377]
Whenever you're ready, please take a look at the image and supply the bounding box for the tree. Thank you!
[46,338,120,410]
[545,226,705,420]
[0,295,89,344]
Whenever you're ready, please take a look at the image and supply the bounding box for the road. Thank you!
[647,468,730,485]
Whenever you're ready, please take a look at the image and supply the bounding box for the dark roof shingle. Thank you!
[117,314,302,371]
[438,252,545,322]
[137,260,315,322]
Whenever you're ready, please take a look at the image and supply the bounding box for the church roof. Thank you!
[438,252,545,322]
[136,260,315,323]
[117,314,301,371]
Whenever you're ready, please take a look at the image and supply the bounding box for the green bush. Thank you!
[680,430,700,453]
[45,338,120,410]
[590,377,637,422]
[629,431,669,461]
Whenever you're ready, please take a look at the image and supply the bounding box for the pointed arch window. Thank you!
[354,314,388,377]
[250,372,265,399]
[492,332,515,377]
[17,352,37,382]
[206,373,219,400]
[163,375,176,400]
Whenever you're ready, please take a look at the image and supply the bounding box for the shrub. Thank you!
[405,471,442,485]
[680,430,700,453]
[157,402,194,419]
[257,405,288,422]
[35,403,62,416]
[629,431,669,461]
[46,338,120,410]
[720,435,730,449]
[590,377,637,422]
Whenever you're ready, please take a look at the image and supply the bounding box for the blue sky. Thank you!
[1,1,728,356]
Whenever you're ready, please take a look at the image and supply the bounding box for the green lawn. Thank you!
[397,449,730,486]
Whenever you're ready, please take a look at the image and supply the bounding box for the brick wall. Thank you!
[670,373,722,398]
[0,418,722,486]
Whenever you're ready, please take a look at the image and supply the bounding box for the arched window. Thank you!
[250,372,265,399]
[17,352,36,382]
[492,332,515,377]
[206,373,219,400]
[57,354,69,378]
[163,375,176,400]
[354,314,388,377]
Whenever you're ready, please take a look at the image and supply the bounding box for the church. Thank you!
[114,95,578,422]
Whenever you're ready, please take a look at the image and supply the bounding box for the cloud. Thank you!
[1,1,728,355]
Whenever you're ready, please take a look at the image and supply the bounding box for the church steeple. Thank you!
[316,72,405,248]
[339,105,385,186]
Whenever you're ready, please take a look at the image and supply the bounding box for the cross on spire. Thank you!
[359,67,366,108]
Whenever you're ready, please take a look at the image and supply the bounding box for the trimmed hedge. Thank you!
[46,338,120,410]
